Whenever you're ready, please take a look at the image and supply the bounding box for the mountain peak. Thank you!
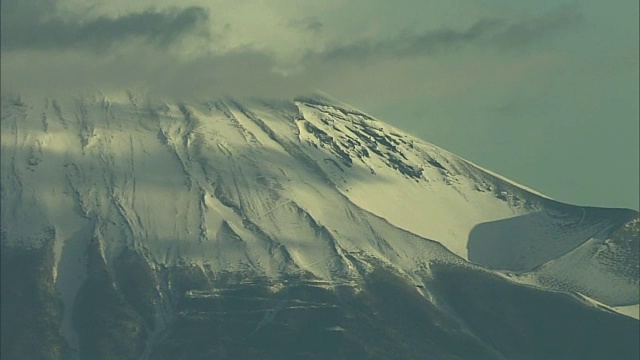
[1,92,637,359]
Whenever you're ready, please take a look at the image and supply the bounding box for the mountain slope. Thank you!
[1,92,638,359]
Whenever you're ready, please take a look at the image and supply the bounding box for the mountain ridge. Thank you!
[1,92,638,359]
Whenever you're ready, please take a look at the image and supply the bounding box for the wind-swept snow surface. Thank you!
[1,92,638,359]
[1,92,637,299]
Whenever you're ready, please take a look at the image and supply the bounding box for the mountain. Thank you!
[1,92,638,360]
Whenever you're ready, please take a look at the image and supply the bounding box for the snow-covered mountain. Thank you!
[1,92,638,359]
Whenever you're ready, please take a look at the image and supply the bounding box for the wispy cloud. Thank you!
[0,1,585,99]
[320,5,582,61]
[491,5,582,49]
[0,0,209,52]
[289,16,324,34]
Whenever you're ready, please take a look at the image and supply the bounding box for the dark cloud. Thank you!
[0,0,209,52]
[0,1,582,99]
[289,16,324,33]
[320,5,582,61]
[492,5,582,49]
[0,46,319,99]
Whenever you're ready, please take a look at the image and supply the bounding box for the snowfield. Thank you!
[1,92,638,349]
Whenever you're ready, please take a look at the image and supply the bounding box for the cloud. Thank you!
[0,45,320,99]
[491,5,583,49]
[0,0,209,52]
[320,5,582,61]
[289,17,324,34]
[0,1,584,100]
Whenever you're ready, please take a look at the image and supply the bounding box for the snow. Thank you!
[572,293,640,320]
[511,216,639,307]
[0,92,637,315]
[613,304,640,320]
[291,100,623,272]
[457,158,553,200]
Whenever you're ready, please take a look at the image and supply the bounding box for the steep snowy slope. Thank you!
[1,92,638,359]
[515,216,639,306]
[1,92,637,295]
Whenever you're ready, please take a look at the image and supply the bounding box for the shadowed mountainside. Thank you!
[1,93,638,359]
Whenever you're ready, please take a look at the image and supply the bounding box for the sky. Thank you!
[1,0,638,210]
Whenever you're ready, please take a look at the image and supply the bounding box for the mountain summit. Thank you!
[1,93,638,359]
